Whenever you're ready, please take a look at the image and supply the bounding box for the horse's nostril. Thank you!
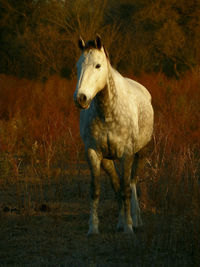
[78,93,87,105]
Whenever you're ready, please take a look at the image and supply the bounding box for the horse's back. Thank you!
[125,78,152,102]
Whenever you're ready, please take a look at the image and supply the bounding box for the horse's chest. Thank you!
[90,120,131,159]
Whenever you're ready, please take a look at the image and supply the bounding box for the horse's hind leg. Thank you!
[131,153,145,228]
[101,159,124,231]
[121,156,134,233]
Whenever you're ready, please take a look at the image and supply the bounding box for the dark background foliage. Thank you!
[0,0,200,79]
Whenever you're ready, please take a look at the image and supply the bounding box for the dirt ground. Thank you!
[0,163,198,266]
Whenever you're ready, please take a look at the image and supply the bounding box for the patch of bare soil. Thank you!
[0,164,198,266]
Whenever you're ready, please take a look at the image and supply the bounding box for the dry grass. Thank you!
[0,73,200,266]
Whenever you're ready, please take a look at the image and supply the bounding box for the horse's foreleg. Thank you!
[121,156,134,233]
[101,159,124,231]
[87,148,101,235]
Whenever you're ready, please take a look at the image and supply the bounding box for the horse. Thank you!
[74,35,154,235]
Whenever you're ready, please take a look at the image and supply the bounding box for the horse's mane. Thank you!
[83,40,109,59]
[84,40,97,50]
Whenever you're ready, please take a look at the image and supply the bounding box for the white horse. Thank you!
[74,35,154,235]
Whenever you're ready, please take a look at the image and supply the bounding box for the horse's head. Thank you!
[74,35,108,109]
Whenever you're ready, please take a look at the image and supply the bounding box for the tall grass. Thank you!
[0,74,82,207]
[136,72,200,209]
[0,72,199,204]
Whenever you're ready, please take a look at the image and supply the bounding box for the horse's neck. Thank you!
[96,65,118,122]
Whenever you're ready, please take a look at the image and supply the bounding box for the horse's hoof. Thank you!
[131,215,143,227]
[124,224,133,234]
[87,227,99,237]
[117,226,124,232]
[117,222,124,232]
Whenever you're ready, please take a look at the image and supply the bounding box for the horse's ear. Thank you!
[95,34,102,49]
[78,36,85,50]
[103,46,109,59]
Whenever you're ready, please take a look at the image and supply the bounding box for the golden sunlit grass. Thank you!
[0,73,199,265]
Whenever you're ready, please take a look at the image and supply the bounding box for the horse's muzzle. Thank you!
[75,93,90,109]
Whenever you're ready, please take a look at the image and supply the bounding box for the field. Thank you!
[0,73,200,266]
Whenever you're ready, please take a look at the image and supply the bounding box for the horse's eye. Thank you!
[95,64,101,69]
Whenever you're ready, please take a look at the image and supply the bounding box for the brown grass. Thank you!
[0,73,200,266]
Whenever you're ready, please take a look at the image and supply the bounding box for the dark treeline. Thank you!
[0,0,199,79]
